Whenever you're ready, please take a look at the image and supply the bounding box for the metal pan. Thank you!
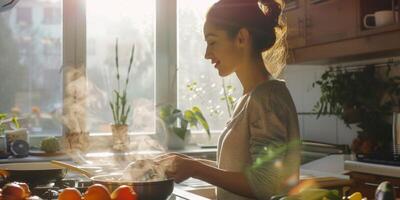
[91,174,174,200]
[0,162,67,187]
[51,160,174,200]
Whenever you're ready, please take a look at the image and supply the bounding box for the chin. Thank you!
[218,70,229,77]
[218,69,233,77]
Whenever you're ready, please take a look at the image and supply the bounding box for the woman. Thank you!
[157,0,301,199]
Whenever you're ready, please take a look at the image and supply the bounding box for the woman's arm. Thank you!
[159,155,255,198]
[191,159,255,198]
[154,153,217,167]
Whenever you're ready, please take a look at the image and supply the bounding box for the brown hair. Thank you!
[206,0,287,78]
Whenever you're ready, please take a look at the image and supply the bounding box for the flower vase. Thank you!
[111,124,129,151]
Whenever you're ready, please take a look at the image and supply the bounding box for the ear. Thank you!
[235,28,251,48]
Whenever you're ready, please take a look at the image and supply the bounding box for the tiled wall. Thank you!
[283,64,358,146]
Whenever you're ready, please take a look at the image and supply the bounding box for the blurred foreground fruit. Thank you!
[58,187,81,200]
[348,192,362,200]
[15,182,31,198]
[375,181,396,200]
[111,185,137,200]
[83,184,111,200]
[270,188,340,200]
[2,182,25,200]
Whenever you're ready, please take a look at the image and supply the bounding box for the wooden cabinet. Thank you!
[347,171,400,199]
[285,0,306,49]
[305,0,358,45]
[285,0,400,64]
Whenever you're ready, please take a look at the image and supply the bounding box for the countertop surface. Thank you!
[344,159,400,178]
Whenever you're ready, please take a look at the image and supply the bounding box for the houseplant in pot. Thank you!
[313,65,400,154]
[109,39,135,151]
[159,105,210,149]
[0,113,20,156]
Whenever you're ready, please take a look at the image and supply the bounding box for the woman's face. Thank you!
[203,21,241,77]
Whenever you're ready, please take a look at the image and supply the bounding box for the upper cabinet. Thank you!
[305,0,358,45]
[285,0,306,48]
[286,0,400,64]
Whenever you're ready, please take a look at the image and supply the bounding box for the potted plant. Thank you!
[109,39,135,151]
[0,113,20,156]
[159,105,210,149]
[313,65,400,154]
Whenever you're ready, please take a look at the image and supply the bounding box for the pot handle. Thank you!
[51,160,93,178]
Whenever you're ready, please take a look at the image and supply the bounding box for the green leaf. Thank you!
[184,110,197,127]
[173,127,186,140]
[11,117,20,129]
[192,106,210,138]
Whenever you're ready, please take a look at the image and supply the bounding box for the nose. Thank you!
[204,46,211,60]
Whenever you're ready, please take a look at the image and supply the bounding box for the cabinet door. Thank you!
[305,0,358,45]
[285,0,306,49]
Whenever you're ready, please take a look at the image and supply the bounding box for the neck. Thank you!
[236,55,270,95]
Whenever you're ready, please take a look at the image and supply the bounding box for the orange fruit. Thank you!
[83,184,111,200]
[15,182,31,198]
[58,187,82,200]
[2,182,25,200]
[111,185,137,200]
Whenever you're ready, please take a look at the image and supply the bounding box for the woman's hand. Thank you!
[156,154,198,183]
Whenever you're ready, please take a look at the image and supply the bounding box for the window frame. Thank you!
[62,0,178,136]
[61,0,221,139]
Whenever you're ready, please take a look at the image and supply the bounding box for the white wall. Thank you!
[283,64,358,146]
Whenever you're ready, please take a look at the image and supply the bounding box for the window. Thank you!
[86,0,156,133]
[16,7,32,26]
[1,0,237,142]
[0,0,62,136]
[42,7,60,25]
[177,0,242,131]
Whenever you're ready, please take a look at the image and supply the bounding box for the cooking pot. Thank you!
[92,174,174,200]
[0,162,67,187]
[51,160,174,200]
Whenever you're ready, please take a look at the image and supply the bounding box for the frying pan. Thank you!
[91,174,174,200]
[0,162,67,187]
[51,160,174,200]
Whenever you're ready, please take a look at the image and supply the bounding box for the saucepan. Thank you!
[91,174,174,200]
[51,160,174,200]
[0,162,67,187]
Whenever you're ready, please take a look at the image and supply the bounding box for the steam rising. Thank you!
[58,64,172,182]
[120,159,167,182]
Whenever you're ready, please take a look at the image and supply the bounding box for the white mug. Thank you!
[363,10,397,29]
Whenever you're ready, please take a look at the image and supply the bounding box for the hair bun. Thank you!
[258,0,282,29]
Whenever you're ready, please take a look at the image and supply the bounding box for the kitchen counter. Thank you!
[0,154,71,163]
[0,144,217,164]
[301,154,350,179]
[344,160,400,178]
[176,154,353,200]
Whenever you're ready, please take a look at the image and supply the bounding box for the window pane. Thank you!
[0,0,63,136]
[178,0,242,131]
[86,0,155,133]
